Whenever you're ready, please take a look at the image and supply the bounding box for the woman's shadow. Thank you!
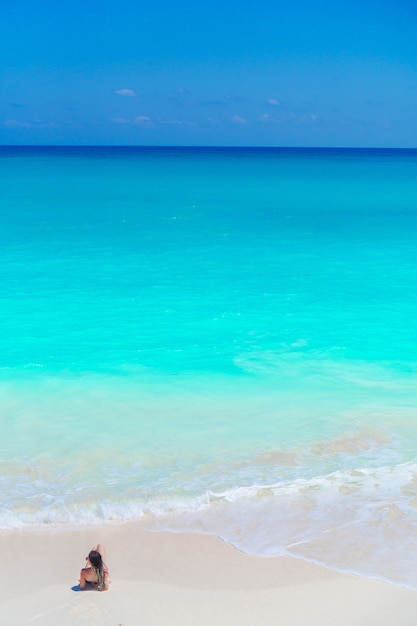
[71,582,97,591]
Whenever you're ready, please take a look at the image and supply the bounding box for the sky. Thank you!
[1,0,417,147]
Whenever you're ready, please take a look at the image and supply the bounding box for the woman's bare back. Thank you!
[79,544,110,590]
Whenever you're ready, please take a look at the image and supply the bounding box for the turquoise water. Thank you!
[2,146,417,587]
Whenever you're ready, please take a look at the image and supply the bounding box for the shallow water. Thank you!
[1,146,417,587]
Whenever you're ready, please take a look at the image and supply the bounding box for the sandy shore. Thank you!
[1,524,416,626]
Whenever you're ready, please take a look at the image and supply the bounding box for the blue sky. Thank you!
[1,0,417,147]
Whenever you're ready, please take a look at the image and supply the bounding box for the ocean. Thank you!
[1,146,417,587]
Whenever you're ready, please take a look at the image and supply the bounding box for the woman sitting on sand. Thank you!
[79,544,109,591]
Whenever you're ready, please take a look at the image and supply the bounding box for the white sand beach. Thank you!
[1,525,417,626]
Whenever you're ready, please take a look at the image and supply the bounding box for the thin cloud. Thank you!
[289,112,317,123]
[258,113,284,125]
[224,95,246,103]
[112,116,193,127]
[173,94,242,108]
[4,118,58,128]
[376,118,392,128]
[231,115,248,124]
[161,119,195,127]
[133,115,154,128]
[267,98,280,106]
[115,89,136,97]
[258,111,317,125]
[5,119,31,128]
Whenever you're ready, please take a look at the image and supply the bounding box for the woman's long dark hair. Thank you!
[88,550,106,591]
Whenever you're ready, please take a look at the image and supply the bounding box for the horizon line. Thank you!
[0,144,416,151]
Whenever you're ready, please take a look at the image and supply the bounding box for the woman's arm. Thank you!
[79,568,88,590]
[96,543,107,564]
